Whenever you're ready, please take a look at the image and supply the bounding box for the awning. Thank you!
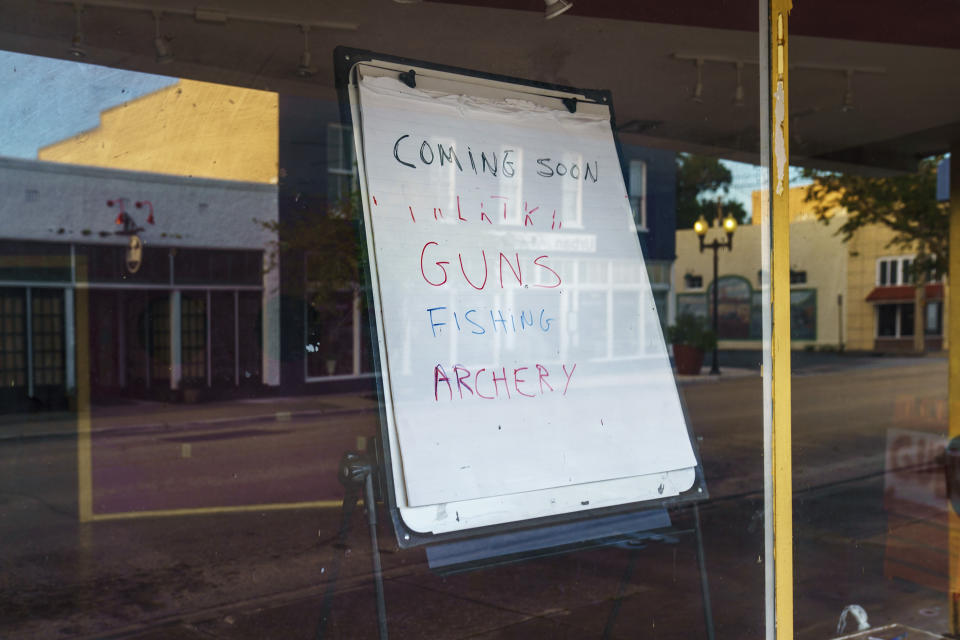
[865,284,944,303]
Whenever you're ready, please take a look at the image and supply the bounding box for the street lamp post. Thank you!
[694,210,738,374]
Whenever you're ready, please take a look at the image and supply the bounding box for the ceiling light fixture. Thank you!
[544,0,573,20]
[692,58,704,103]
[842,69,855,112]
[296,24,316,77]
[69,3,86,58]
[49,1,358,32]
[733,61,745,107]
[153,10,173,64]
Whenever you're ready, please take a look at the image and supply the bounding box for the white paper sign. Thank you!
[356,75,696,509]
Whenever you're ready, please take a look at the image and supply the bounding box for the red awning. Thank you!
[865,283,944,302]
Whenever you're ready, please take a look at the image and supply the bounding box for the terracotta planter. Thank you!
[672,344,705,375]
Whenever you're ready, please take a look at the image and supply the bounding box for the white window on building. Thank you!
[926,300,943,335]
[327,123,357,216]
[628,160,647,231]
[876,255,915,286]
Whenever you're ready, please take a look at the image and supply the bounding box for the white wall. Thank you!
[0,156,276,250]
[0,156,281,386]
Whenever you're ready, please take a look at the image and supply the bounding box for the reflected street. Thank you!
[0,355,949,639]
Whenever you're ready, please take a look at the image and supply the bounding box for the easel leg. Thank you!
[315,481,359,639]
[316,451,388,640]
[364,472,389,639]
[693,503,716,640]
[601,545,640,639]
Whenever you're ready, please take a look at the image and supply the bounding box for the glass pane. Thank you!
[790,2,957,635]
[900,302,915,337]
[927,301,942,335]
[0,7,769,640]
[878,304,898,337]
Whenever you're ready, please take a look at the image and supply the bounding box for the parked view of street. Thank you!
[0,355,949,639]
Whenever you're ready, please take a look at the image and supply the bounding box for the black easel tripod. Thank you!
[316,450,389,640]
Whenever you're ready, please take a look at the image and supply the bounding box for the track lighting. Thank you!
[69,3,86,58]
[544,0,573,20]
[674,52,883,111]
[296,24,316,77]
[153,11,173,64]
[692,58,704,103]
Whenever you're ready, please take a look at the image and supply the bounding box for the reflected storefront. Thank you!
[0,158,279,411]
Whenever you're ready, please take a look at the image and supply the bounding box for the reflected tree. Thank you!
[802,156,947,352]
[676,153,748,229]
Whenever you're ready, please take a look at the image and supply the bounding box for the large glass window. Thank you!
[0,288,26,390]
[33,1,960,637]
[877,303,915,338]
[788,3,956,635]
[31,288,64,388]
[0,9,770,637]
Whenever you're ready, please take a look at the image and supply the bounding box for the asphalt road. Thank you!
[0,357,951,639]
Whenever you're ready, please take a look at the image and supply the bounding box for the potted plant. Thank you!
[667,313,717,375]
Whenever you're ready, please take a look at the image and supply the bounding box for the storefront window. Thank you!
[6,2,958,639]
[0,3,776,634]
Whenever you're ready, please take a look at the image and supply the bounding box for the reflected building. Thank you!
[0,79,280,411]
[674,184,944,353]
[0,76,681,412]
[0,157,279,411]
[276,95,680,390]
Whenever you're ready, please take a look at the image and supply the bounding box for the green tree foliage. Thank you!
[676,154,748,229]
[801,156,947,280]
[257,191,366,307]
[666,313,717,351]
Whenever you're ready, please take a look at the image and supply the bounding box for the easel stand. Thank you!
[316,451,388,640]
[316,452,713,640]
[426,503,715,640]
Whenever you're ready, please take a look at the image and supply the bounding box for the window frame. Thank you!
[875,302,917,339]
[628,159,647,232]
[327,122,358,213]
[876,255,916,286]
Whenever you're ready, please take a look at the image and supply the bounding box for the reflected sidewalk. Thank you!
[0,392,381,443]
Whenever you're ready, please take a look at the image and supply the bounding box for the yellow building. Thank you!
[674,211,847,350]
[38,78,278,184]
[843,223,943,351]
[749,183,845,225]
[675,185,942,352]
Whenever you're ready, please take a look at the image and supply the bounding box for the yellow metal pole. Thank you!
[949,147,960,634]
[768,2,794,638]
[75,257,93,522]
